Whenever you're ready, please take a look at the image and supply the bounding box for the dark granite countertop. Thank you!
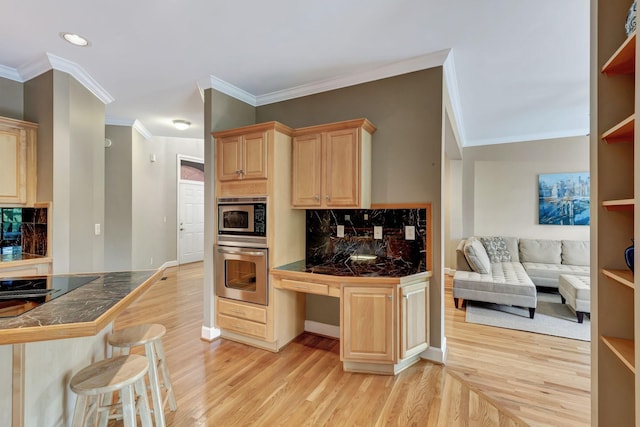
[0,269,162,345]
[274,258,426,278]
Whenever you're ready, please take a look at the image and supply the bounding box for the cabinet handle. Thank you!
[235,170,242,175]
[326,195,331,201]
[314,195,320,201]
[387,295,393,301]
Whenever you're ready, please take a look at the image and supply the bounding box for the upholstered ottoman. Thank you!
[558,274,591,323]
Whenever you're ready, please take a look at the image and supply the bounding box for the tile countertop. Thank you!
[272,259,431,285]
[0,269,163,345]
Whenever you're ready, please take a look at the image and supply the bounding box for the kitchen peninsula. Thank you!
[0,269,162,427]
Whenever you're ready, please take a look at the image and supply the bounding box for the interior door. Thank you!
[179,181,204,264]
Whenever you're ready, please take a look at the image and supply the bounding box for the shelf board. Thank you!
[601,336,635,373]
[602,32,636,75]
[602,199,635,211]
[602,268,635,289]
[601,115,634,144]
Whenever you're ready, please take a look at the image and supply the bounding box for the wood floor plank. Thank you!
[107,263,589,426]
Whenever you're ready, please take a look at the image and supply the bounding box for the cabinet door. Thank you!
[325,128,359,207]
[242,131,268,180]
[401,281,428,359]
[0,126,26,203]
[217,135,243,181]
[292,133,322,207]
[341,285,395,363]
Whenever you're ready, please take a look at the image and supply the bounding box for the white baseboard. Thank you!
[421,336,447,364]
[304,320,340,338]
[160,260,178,271]
[201,326,221,341]
[444,268,456,276]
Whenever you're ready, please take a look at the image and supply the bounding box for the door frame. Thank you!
[176,154,205,264]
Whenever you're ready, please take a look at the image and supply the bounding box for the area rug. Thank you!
[465,291,590,341]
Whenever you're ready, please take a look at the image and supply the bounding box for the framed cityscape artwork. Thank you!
[538,172,590,225]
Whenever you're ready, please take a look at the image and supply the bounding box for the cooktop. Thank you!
[0,275,99,317]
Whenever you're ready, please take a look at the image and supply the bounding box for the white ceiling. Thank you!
[0,0,589,146]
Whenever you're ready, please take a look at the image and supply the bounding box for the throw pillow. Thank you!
[463,237,492,274]
[480,237,512,263]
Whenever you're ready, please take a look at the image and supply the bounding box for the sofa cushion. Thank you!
[464,237,492,274]
[522,262,589,287]
[519,239,562,264]
[561,240,590,266]
[480,237,512,263]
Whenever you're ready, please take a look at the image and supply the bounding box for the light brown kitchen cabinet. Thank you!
[341,278,429,375]
[400,281,429,359]
[0,259,51,278]
[341,285,395,363]
[292,118,375,209]
[0,117,37,206]
[216,130,267,182]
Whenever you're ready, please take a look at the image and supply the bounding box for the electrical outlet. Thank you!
[344,214,350,221]
[364,214,369,220]
[374,226,383,239]
[405,225,415,240]
[337,225,345,238]
[150,257,153,265]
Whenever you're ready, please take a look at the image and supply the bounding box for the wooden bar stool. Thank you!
[109,324,177,427]
[70,354,152,427]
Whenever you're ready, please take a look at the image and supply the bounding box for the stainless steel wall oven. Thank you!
[215,196,269,306]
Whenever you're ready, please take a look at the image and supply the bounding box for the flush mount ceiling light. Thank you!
[173,120,191,130]
[60,32,90,47]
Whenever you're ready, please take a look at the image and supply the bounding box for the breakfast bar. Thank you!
[0,269,162,427]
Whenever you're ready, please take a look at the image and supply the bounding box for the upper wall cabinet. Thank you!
[0,117,37,206]
[216,130,268,182]
[291,118,376,209]
[213,122,294,197]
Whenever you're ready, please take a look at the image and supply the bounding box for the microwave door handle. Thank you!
[216,247,265,257]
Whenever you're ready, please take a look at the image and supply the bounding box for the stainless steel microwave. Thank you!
[217,196,267,248]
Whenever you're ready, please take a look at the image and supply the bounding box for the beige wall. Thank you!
[0,77,23,120]
[105,125,134,271]
[24,70,106,273]
[462,135,590,243]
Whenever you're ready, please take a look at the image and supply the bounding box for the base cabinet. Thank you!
[341,279,429,375]
[0,261,51,278]
[341,285,395,363]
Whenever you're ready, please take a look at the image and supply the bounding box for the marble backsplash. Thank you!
[0,207,48,256]
[306,208,429,275]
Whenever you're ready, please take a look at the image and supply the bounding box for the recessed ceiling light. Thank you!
[61,32,90,47]
[173,120,191,130]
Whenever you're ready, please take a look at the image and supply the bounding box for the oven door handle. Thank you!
[216,247,266,257]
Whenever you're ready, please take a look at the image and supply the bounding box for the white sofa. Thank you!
[453,236,590,319]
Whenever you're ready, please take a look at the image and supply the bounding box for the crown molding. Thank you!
[12,53,114,104]
[105,116,153,140]
[0,64,21,81]
[256,49,452,106]
[442,51,467,147]
[197,75,257,106]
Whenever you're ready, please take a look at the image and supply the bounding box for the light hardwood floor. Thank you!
[113,263,589,426]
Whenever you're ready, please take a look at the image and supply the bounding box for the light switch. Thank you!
[337,225,345,237]
[344,214,350,221]
[405,225,415,240]
[374,226,383,239]
[364,214,369,220]
[94,224,101,236]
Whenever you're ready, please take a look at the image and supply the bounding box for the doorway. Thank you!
[177,156,204,264]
